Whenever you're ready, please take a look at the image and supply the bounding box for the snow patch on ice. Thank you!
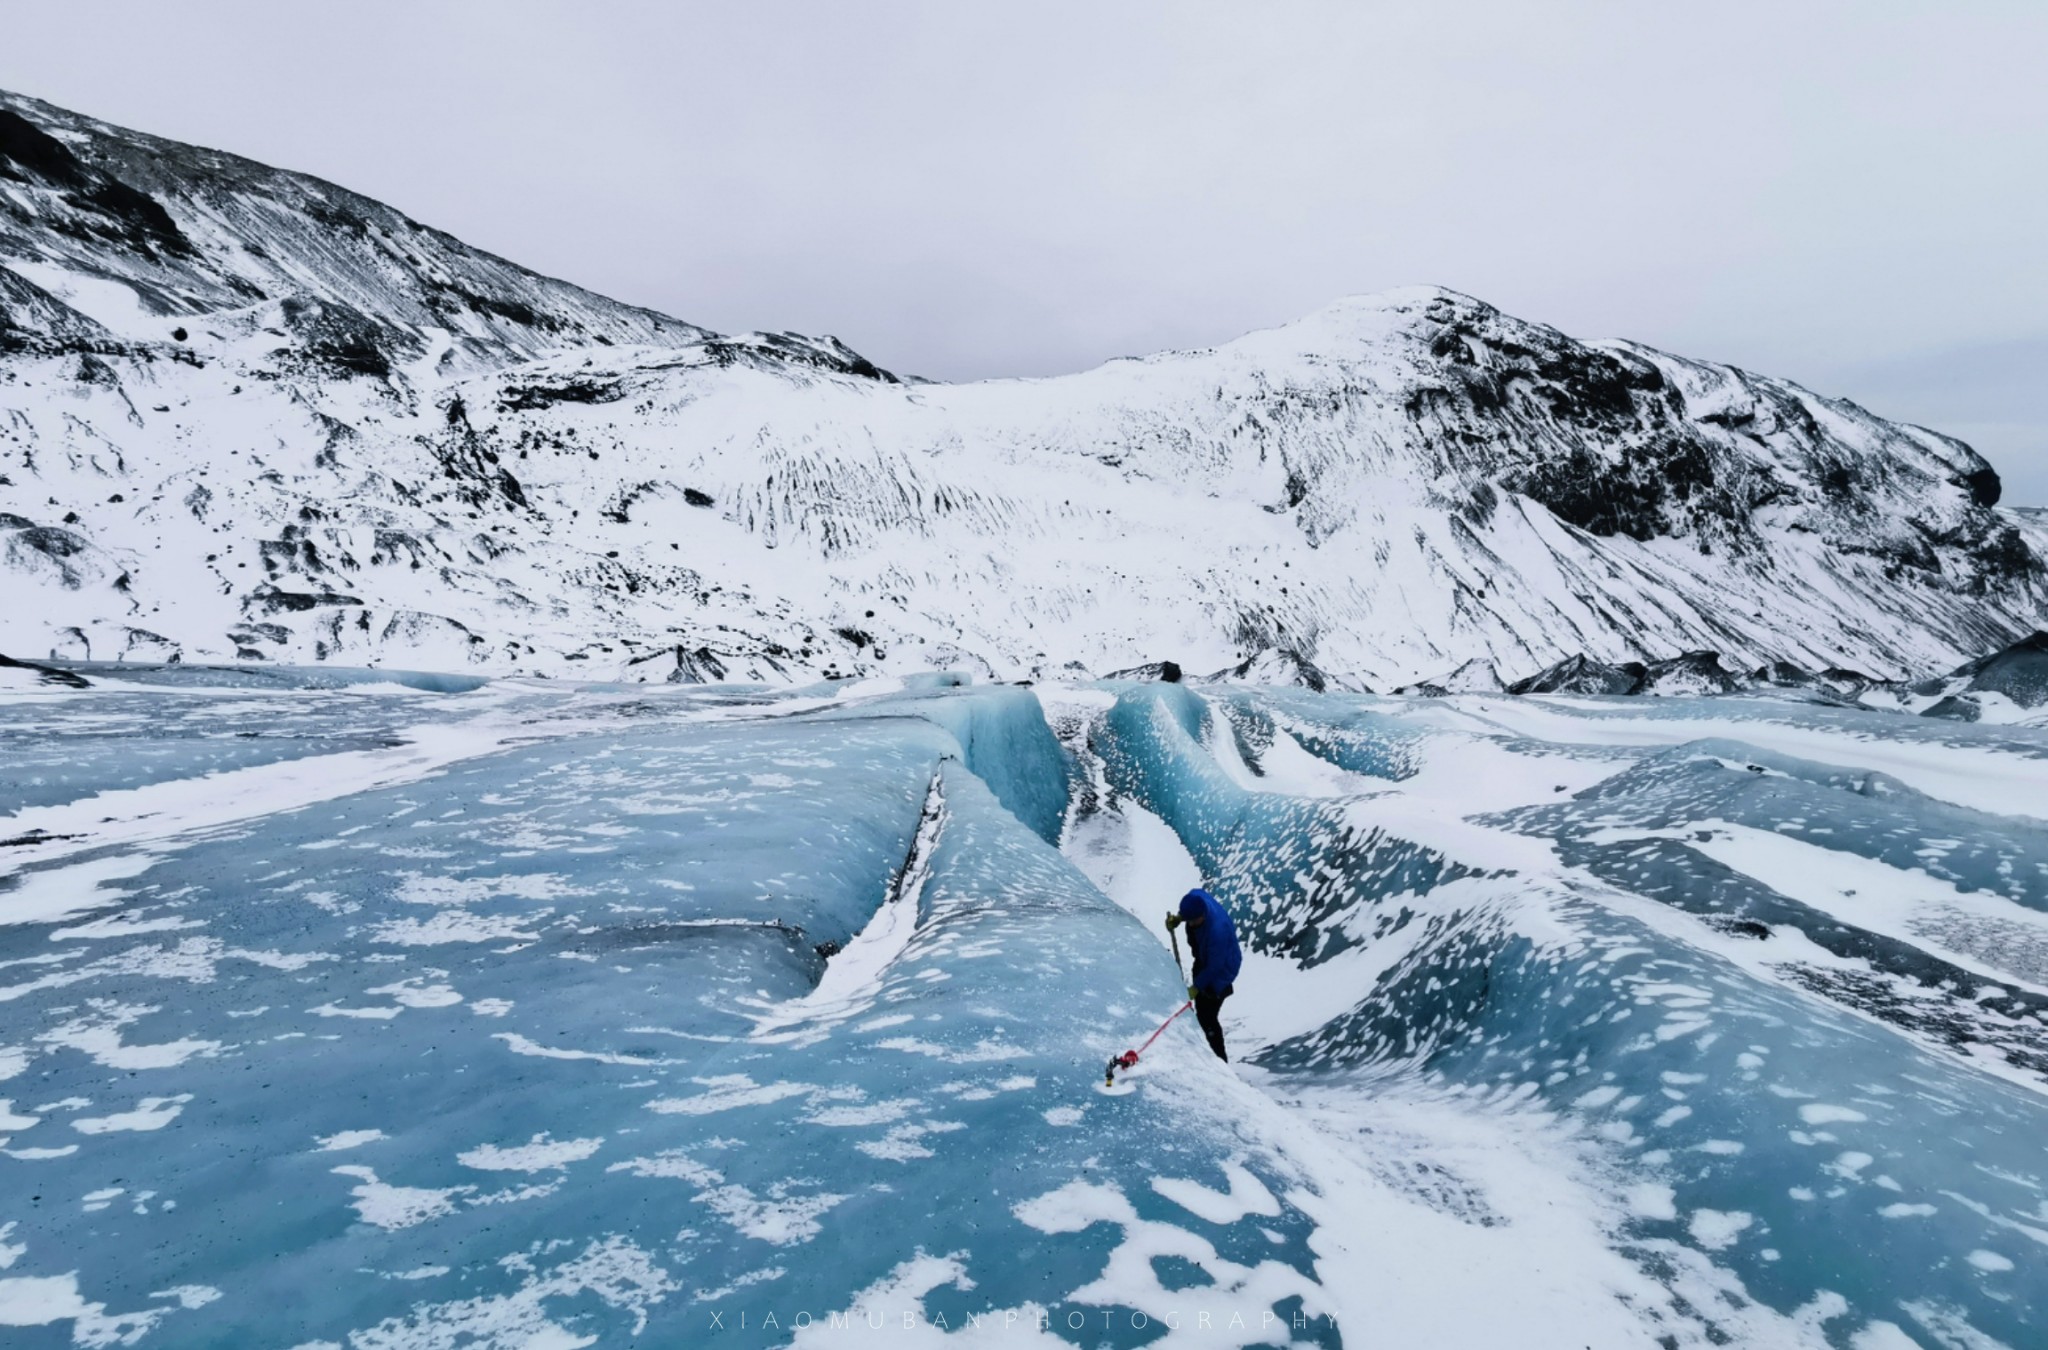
[493,1032,666,1067]
[459,1134,603,1173]
[337,1236,675,1344]
[607,1151,845,1244]
[71,1094,189,1134]
[1150,1163,1282,1225]
[0,852,163,928]
[0,1270,176,1345]
[315,1129,386,1152]
[1687,1208,1753,1250]
[645,1075,816,1115]
[330,1164,469,1230]
[371,911,544,946]
[1799,1104,1869,1126]
[784,1252,1066,1347]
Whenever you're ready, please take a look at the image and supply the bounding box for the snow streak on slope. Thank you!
[2,90,2041,686]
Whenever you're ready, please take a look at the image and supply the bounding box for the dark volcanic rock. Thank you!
[701,332,902,384]
[276,296,415,382]
[0,106,190,259]
[0,651,90,687]
[1396,657,1504,696]
[1509,654,1646,695]
[498,377,626,413]
[1921,694,1982,723]
[0,266,124,355]
[1388,290,2041,610]
[1202,649,1332,692]
[246,585,365,614]
[1957,631,2048,709]
[0,88,713,372]
[1106,660,1184,683]
[1817,666,1886,698]
[1750,660,1819,689]
[1640,651,1745,696]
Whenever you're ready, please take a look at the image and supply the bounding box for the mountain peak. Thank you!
[0,86,710,372]
[1,89,2041,684]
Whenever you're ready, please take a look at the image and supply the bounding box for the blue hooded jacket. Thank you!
[1178,888,1242,994]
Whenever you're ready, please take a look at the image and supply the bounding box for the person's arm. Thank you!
[1167,909,1203,998]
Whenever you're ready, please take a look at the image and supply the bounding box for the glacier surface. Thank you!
[1,671,2044,1347]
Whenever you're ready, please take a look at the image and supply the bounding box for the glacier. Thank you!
[2,670,2044,1348]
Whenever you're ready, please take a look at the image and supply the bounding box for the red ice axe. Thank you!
[1106,1000,1194,1086]
[1105,914,1197,1086]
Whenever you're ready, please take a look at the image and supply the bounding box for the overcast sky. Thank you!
[5,1,2045,502]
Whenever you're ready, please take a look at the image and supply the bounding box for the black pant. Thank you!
[1194,985,1232,1062]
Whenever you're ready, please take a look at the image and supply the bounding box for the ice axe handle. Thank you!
[1168,922,1186,982]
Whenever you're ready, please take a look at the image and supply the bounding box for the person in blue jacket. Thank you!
[1166,887,1241,1061]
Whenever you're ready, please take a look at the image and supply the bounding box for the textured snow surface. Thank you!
[1,671,2043,1347]
[4,89,2044,690]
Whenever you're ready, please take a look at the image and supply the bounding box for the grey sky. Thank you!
[5,1,2045,502]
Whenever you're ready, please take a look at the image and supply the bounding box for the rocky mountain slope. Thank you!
[3,88,2042,686]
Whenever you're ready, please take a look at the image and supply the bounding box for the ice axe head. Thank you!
[1105,1049,1139,1085]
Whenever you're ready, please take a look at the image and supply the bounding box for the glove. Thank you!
[1165,911,1182,931]
[1187,984,1197,1000]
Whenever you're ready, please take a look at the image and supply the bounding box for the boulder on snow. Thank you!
[1921,694,1982,723]
[1957,631,2048,709]
[1508,654,1645,695]
[1904,631,2048,711]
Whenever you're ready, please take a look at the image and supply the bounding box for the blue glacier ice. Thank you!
[1,673,2044,1347]
[0,679,1330,1346]
[1080,683,2048,1347]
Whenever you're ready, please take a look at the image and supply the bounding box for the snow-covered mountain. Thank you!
[3,89,2042,686]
